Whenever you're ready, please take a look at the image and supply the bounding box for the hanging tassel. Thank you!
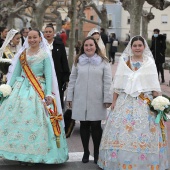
[56,136,60,148]
[160,119,166,142]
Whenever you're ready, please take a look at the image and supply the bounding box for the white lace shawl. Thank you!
[110,36,161,97]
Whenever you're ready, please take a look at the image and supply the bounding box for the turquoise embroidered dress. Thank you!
[0,49,68,164]
[98,60,169,170]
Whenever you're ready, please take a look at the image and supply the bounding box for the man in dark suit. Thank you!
[52,38,70,108]
[44,24,70,109]
[20,28,29,45]
[150,28,166,83]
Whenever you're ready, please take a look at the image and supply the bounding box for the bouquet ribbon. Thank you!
[155,110,167,124]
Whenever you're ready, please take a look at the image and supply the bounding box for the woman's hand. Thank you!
[67,101,72,108]
[110,102,116,110]
[104,103,111,108]
[110,93,119,110]
[152,91,159,98]
[45,96,53,106]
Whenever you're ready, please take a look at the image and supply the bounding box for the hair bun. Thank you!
[47,23,53,27]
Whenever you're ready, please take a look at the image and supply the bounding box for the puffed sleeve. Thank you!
[44,57,52,96]
[66,64,78,101]
[9,60,22,87]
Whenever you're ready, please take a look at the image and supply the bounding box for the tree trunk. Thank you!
[129,9,143,37]
[31,10,45,30]
[68,0,77,68]
[78,18,83,41]
[7,16,15,29]
[56,15,62,32]
[31,0,55,30]
[121,0,145,37]
[141,16,148,40]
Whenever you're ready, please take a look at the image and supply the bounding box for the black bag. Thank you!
[64,109,75,138]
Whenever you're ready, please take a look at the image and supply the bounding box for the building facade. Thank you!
[92,1,170,41]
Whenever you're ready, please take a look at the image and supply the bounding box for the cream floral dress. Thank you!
[98,60,169,170]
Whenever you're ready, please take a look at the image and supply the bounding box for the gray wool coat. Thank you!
[67,60,112,121]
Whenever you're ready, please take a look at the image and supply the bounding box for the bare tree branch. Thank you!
[81,17,102,26]
[85,2,102,17]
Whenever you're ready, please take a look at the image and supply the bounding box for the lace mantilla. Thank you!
[0,29,19,59]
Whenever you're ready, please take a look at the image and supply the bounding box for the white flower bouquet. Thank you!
[151,95,170,142]
[150,95,170,123]
[0,84,12,104]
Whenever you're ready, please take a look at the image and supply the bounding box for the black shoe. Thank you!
[82,152,90,163]
[94,158,98,164]
[162,80,165,83]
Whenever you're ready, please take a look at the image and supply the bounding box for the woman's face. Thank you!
[28,30,41,48]
[1,28,8,39]
[92,34,100,43]
[44,27,54,42]
[84,39,96,57]
[131,40,145,58]
[11,34,21,46]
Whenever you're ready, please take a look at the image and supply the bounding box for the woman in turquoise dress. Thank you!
[0,29,68,164]
[98,36,169,170]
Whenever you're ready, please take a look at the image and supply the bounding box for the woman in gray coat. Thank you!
[67,36,112,164]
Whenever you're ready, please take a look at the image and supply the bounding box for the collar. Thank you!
[79,53,102,66]
[47,41,53,51]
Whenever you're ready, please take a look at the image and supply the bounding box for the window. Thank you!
[90,16,94,20]
[108,14,112,27]
[161,15,168,24]
[127,17,130,24]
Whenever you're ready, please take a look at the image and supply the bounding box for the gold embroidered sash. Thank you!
[4,47,14,59]
[20,51,62,147]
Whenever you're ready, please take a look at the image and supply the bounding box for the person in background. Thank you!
[44,24,70,109]
[100,28,108,47]
[75,40,82,55]
[87,28,107,58]
[98,36,168,170]
[0,27,8,47]
[60,29,67,46]
[55,31,62,42]
[0,29,21,83]
[109,33,119,64]
[67,36,112,164]
[0,29,21,58]
[150,28,166,83]
[20,28,29,45]
[0,29,68,164]
[124,32,130,47]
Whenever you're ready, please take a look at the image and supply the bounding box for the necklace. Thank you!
[131,56,143,62]
[27,48,40,56]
